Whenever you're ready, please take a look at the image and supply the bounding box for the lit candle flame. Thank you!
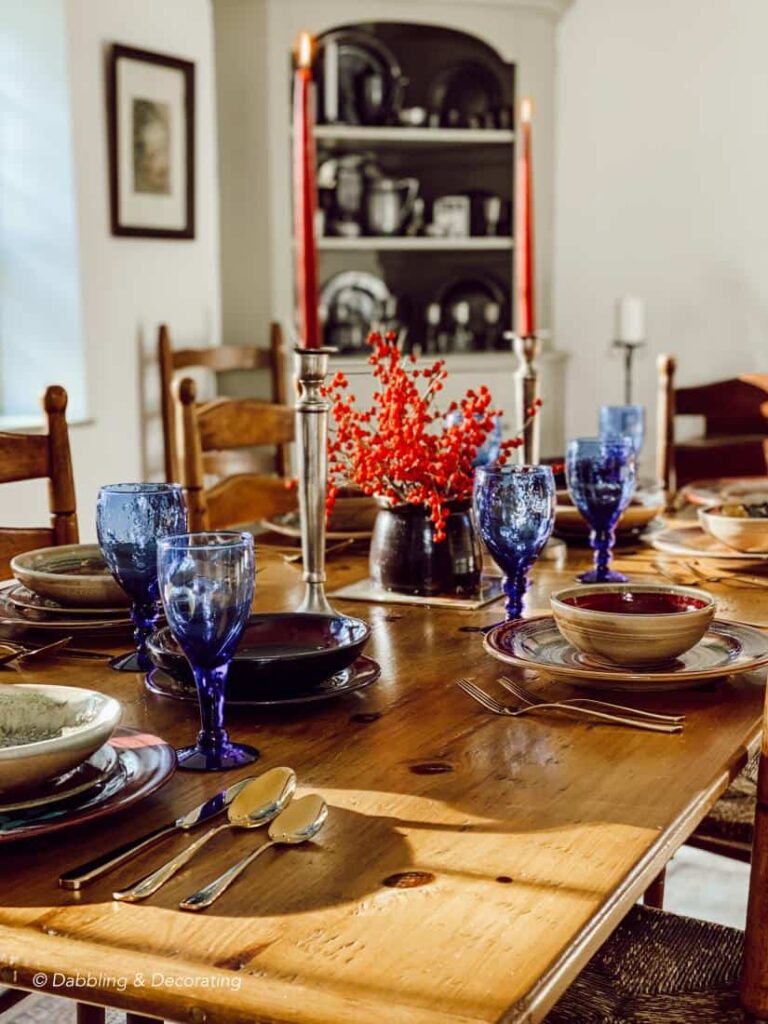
[297,31,314,69]
[521,98,533,124]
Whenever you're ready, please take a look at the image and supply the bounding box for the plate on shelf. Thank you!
[320,271,392,353]
[483,616,768,691]
[0,729,175,843]
[316,30,405,126]
[261,510,372,542]
[146,656,381,707]
[0,745,119,814]
[427,60,505,126]
[0,581,128,618]
[681,477,768,507]
[651,525,768,561]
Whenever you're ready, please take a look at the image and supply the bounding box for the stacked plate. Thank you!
[0,685,175,842]
[1,543,132,641]
[146,613,380,708]
[553,489,664,546]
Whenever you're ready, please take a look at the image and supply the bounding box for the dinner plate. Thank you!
[483,616,768,691]
[261,511,372,542]
[0,729,175,842]
[146,656,381,707]
[0,581,128,618]
[651,525,768,561]
[0,588,132,638]
[0,744,118,813]
[681,477,768,508]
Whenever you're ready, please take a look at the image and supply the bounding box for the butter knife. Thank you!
[58,777,253,890]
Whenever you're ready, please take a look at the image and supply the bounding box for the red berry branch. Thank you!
[322,331,542,541]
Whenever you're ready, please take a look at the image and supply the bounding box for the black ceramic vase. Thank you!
[369,500,482,596]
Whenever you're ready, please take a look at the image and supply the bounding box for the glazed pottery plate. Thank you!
[0,581,128,618]
[484,616,768,691]
[0,588,132,637]
[146,655,381,707]
[652,525,768,561]
[147,613,371,697]
[9,544,128,608]
[261,511,372,542]
[681,477,768,508]
[0,728,175,842]
[0,744,118,813]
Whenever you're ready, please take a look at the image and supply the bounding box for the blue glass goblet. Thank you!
[566,437,637,583]
[599,404,645,459]
[96,483,187,672]
[473,465,556,619]
[157,532,258,771]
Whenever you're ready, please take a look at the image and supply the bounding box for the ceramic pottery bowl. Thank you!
[698,505,768,554]
[550,583,716,668]
[10,544,129,608]
[0,684,121,793]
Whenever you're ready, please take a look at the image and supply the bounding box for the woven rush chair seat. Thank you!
[693,754,759,850]
[546,904,749,1023]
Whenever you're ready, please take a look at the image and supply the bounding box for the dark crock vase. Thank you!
[369,500,482,596]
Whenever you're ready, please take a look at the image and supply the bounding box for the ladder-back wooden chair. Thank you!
[657,355,768,503]
[158,322,289,485]
[0,385,78,580]
[545,684,768,1023]
[179,377,296,532]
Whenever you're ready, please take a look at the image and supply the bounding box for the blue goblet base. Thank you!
[577,567,628,584]
[176,741,259,772]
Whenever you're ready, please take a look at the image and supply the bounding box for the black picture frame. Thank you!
[107,44,195,239]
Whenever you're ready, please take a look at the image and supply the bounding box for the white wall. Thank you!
[554,0,768,470]
[1,0,220,539]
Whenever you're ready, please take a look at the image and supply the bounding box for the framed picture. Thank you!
[107,44,195,239]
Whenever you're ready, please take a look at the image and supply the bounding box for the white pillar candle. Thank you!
[323,39,339,123]
[615,296,646,342]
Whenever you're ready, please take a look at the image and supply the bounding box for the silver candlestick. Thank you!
[294,346,337,615]
[507,332,540,465]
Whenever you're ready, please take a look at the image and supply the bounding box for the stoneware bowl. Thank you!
[550,583,716,668]
[698,506,768,554]
[10,544,129,608]
[0,684,121,793]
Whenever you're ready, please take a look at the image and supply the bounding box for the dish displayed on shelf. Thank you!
[9,544,129,608]
[147,613,372,696]
[427,60,506,128]
[431,273,509,353]
[0,684,121,793]
[484,616,768,691]
[146,656,381,708]
[680,477,768,507]
[0,729,175,843]
[316,30,405,126]
[0,745,118,813]
[320,270,392,352]
[651,525,768,561]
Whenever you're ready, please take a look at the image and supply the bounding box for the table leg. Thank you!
[642,868,666,908]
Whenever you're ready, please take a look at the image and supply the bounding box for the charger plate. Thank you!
[0,729,175,842]
[651,525,768,561]
[484,616,768,691]
[0,745,118,813]
[0,581,128,618]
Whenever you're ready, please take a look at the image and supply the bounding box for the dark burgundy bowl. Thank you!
[146,613,371,700]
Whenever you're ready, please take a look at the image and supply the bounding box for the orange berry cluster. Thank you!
[322,331,541,541]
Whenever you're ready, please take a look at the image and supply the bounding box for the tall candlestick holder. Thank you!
[294,346,337,615]
[506,332,541,465]
[612,339,646,404]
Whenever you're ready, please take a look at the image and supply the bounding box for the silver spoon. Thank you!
[179,793,328,912]
[112,767,297,902]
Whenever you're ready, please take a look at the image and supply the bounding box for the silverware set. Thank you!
[457,676,684,734]
[654,559,768,590]
[59,767,328,912]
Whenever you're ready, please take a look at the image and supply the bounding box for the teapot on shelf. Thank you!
[365,176,420,236]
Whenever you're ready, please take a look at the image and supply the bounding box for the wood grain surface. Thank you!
[0,539,764,1024]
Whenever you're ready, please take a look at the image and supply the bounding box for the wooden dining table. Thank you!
[0,536,765,1024]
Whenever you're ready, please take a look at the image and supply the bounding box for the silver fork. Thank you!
[497,675,685,724]
[683,561,768,590]
[457,679,682,734]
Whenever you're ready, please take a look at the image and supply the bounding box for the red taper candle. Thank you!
[515,98,535,338]
[293,32,320,348]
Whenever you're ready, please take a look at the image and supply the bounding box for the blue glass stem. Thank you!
[590,528,615,581]
[132,601,160,672]
[193,664,230,754]
[502,568,530,620]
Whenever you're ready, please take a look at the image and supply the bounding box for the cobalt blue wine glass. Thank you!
[566,437,637,583]
[96,483,187,672]
[157,532,258,771]
[599,404,645,459]
[473,465,556,619]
